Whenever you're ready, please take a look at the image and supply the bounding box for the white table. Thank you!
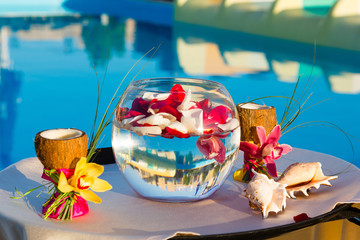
[0,148,359,240]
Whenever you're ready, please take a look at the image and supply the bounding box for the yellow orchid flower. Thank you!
[58,157,112,204]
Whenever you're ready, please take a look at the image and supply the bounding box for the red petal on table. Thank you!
[293,213,311,222]
[196,136,226,164]
[158,105,182,121]
[164,127,190,138]
[208,106,231,124]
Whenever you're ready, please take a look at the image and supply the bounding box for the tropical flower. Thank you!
[239,125,292,178]
[58,157,112,204]
[196,135,226,164]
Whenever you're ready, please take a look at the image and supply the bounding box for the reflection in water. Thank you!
[0,26,22,168]
[81,16,126,67]
[328,72,360,94]
[112,125,239,201]
[1,13,360,169]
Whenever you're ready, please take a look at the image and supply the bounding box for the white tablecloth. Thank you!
[0,148,359,240]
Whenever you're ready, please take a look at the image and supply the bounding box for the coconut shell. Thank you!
[34,128,88,169]
[237,103,277,144]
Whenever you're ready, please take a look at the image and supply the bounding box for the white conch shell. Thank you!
[243,170,288,219]
[276,162,338,199]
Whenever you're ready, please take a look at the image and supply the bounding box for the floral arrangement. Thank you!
[234,125,292,182]
[116,83,239,164]
[41,157,112,219]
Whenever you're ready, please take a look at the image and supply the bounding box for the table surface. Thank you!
[0,148,359,240]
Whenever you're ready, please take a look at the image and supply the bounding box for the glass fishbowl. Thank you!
[112,78,240,202]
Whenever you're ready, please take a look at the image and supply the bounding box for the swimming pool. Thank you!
[1,2,360,170]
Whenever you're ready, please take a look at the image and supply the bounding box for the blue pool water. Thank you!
[1,2,360,170]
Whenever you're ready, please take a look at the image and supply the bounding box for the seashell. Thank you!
[277,162,338,199]
[243,170,288,219]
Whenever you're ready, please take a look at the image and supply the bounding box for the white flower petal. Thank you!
[218,118,240,132]
[121,115,145,129]
[167,121,188,134]
[137,114,171,129]
[181,109,203,135]
[130,126,162,136]
[177,89,196,111]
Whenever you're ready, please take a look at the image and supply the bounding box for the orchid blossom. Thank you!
[239,125,292,178]
[58,157,112,204]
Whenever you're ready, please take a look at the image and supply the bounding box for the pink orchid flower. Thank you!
[196,135,226,164]
[240,125,292,178]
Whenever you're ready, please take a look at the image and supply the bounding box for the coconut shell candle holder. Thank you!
[35,128,88,169]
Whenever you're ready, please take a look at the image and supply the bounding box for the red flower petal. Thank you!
[208,106,231,124]
[127,97,151,117]
[158,105,182,121]
[193,98,212,117]
[164,127,190,138]
[168,84,186,103]
[293,213,311,223]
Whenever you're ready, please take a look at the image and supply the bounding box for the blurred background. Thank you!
[1,0,360,170]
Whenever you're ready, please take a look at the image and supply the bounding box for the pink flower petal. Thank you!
[240,141,259,157]
[280,144,292,155]
[265,159,278,178]
[266,125,281,144]
[256,126,267,146]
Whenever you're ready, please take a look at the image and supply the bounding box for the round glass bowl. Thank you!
[112,78,240,202]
